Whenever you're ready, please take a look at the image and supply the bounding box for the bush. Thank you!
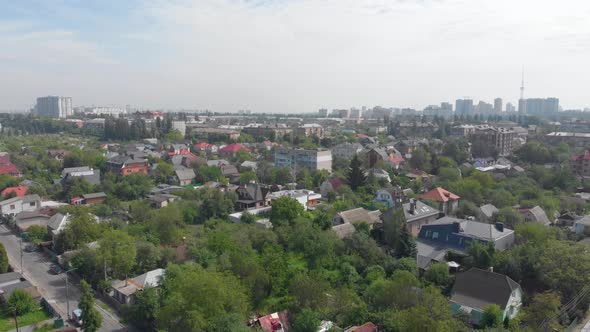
[27,225,48,243]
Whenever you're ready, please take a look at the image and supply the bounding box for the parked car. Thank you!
[50,264,62,275]
[24,244,38,252]
[71,308,83,326]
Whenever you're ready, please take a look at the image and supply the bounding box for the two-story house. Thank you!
[236,183,271,210]
[419,187,460,215]
[417,217,515,271]
[106,155,149,176]
[450,268,522,326]
[381,199,440,236]
[0,195,41,217]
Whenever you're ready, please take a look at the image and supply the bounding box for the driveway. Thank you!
[0,224,126,331]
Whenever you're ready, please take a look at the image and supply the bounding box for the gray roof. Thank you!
[175,168,196,182]
[450,268,520,311]
[525,206,551,225]
[0,195,40,207]
[0,280,33,298]
[576,215,590,226]
[402,200,438,222]
[207,159,230,167]
[479,204,499,218]
[332,223,356,239]
[0,272,22,285]
[431,217,514,241]
[338,208,381,225]
[15,211,50,221]
[47,213,68,231]
[61,166,91,177]
[82,192,107,199]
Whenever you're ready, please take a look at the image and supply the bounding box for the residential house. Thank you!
[193,142,218,153]
[450,268,522,326]
[81,192,107,205]
[518,206,551,226]
[344,322,378,332]
[47,149,71,161]
[1,186,28,197]
[241,161,258,171]
[374,186,406,208]
[417,217,515,270]
[60,166,101,186]
[296,123,324,138]
[0,195,41,217]
[419,187,460,215]
[15,211,52,231]
[570,151,590,177]
[111,268,165,305]
[236,183,271,210]
[320,178,345,197]
[106,155,149,176]
[331,142,363,160]
[175,168,196,186]
[148,194,180,209]
[574,215,590,234]
[369,168,391,183]
[253,310,291,332]
[332,208,382,239]
[0,154,21,178]
[479,204,499,222]
[269,189,321,210]
[219,143,250,156]
[167,144,190,156]
[381,199,439,236]
[364,148,391,169]
[47,213,71,241]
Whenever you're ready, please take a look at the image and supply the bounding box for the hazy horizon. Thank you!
[1,0,590,113]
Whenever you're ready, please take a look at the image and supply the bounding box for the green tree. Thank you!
[26,225,48,243]
[79,280,102,332]
[7,288,36,316]
[270,196,304,226]
[466,241,495,269]
[125,287,160,331]
[98,230,137,279]
[238,171,257,185]
[395,224,416,259]
[157,264,249,332]
[347,155,366,190]
[409,147,432,172]
[56,213,105,253]
[154,162,175,184]
[0,243,9,273]
[383,208,405,250]
[480,304,503,328]
[425,262,452,288]
[292,308,320,332]
[521,292,561,331]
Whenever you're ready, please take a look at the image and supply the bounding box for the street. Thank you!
[0,224,126,332]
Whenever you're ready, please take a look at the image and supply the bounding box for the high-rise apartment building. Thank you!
[35,96,72,118]
[494,98,503,112]
[506,103,516,113]
[525,98,559,115]
[455,99,474,115]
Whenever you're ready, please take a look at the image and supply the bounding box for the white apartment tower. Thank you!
[35,96,73,118]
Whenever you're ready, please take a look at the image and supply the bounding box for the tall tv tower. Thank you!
[518,65,526,114]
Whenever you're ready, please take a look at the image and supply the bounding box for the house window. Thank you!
[432,232,439,239]
[10,205,15,210]
[459,238,464,245]
[30,202,35,207]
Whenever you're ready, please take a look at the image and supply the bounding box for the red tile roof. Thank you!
[346,322,377,332]
[219,143,250,153]
[258,310,290,332]
[419,187,460,202]
[1,186,28,197]
[194,142,212,148]
[571,151,590,161]
[389,156,405,164]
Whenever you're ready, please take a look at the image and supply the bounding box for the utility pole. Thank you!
[19,239,23,273]
[13,308,19,332]
[63,267,77,320]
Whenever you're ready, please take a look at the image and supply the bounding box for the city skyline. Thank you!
[1,0,590,112]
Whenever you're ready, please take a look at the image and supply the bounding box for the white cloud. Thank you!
[1,0,590,111]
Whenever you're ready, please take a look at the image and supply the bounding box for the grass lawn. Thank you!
[0,308,52,332]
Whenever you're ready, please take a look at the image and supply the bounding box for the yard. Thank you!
[0,308,52,332]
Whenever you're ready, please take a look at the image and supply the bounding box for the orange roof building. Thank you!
[419,187,460,215]
[1,186,28,197]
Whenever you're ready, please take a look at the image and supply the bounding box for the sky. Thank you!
[1,0,590,113]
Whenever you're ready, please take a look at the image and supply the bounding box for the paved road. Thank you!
[0,224,126,332]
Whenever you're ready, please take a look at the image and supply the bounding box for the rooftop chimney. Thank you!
[495,222,504,232]
[409,199,416,214]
